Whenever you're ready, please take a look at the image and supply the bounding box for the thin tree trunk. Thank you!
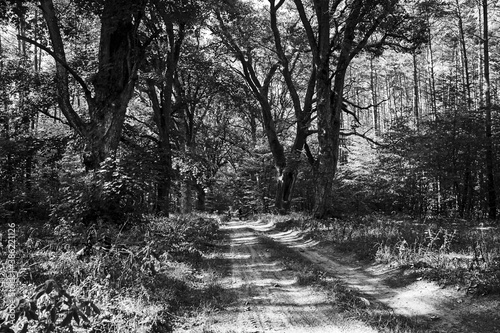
[456,1,474,217]
[147,83,173,216]
[413,51,420,131]
[482,0,496,219]
[370,57,380,135]
[427,20,438,119]
[195,183,206,211]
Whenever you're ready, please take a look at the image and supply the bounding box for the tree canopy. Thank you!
[1,0,500,222]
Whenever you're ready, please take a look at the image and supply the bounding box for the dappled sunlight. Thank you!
[250,219,276,232]
[222,217,279,232]
[222,252,252,260]
[209,219,500,333]
[380,281,443,316]
[200,219,379,333]
[269,229,320,248]
[232,235,260,246]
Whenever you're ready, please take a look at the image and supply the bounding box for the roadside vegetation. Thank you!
[273,214,500,296]
[264,213,500,332]
[261,221,421,333]
[0,214,233,333]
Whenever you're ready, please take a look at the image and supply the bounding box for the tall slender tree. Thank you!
[482,0,496,219]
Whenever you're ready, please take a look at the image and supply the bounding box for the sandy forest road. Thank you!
[192,219,376,333]
[184,219,500,333]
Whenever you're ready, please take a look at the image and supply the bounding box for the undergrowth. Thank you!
[279,214,500,295]
[0,213,231,333]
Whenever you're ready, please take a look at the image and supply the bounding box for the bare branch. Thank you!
[38,109,70,125]
[344,97,388,111]
[342,107,360,124]
[17,35,93,103]
[340,130,387,147]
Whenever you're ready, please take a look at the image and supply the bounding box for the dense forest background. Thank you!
[3,1,500,332]
[1,0,500,224]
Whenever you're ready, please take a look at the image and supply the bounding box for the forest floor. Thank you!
[178,218,500,333]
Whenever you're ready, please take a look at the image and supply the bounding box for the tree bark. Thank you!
[195,183,206,211]
[370,57,380,135]
[270,0,316,213]
[456,0,473,218]
[482,0,497,219]
[412,51,420,131]
[310,0,335,218]
[215,7,289,211]
[39,0,147,170]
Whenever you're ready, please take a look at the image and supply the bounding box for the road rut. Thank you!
[194,220,376,333]
[181,219,500,333]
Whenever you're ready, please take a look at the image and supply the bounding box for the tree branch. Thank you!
[340,130,387,147]
[342,107,360,125]
[269,0,303,118]
[38,108,70,125]
[293,0,319,64]
[344,97,388,111]
[304,142,315,166]
[17,35,93,103]
[38,0,88,137]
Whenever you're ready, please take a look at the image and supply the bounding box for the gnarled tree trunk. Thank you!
[39,0,148,170]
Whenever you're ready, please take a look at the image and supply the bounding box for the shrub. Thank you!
[0,279,100,333]
[50,157,150,226]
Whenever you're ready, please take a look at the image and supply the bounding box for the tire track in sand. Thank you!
[198,220,376,333]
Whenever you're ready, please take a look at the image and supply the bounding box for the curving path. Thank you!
[195,220,376,333]
[180,219,500,333]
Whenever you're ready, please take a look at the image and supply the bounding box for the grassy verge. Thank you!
[0,213,234,333]
[275,214,500,295]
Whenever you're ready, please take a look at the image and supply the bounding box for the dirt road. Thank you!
[191,220,376,333]
[180,219,500,333]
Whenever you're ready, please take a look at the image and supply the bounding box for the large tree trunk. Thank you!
[276,149,301,213]
[82,92,134,170]
[311,0,364,218]
[270,0,316,213]
[40,0,146,170]
[311,0,336,218]
[83,1,143,169]
[143,11,185,216]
